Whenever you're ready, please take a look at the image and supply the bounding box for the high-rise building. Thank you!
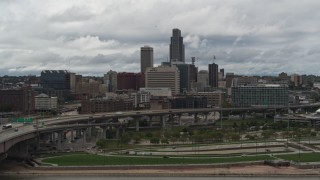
[81,96,133,114]
[117,72,145,91]
[0,87,35,114]
[291,74,303,87]
[175,64,198,93]
[170,28,185,63]
[131,91,151,108]
[226,73,235,88]
[135,73,145,90]
[40,70,73,102]
[34,93,58,110]
[208,63,219,88]
[117,73,137,90]
[145,66,180,95]
[187,91,225,107]
[220,69,225,78]
[169,96,207,109]
[140,46,153,73]
[70,73,76,93]
[197,70,209,91]
[104,70,117,92]
[40,70,71,90]
[232,85,288,107]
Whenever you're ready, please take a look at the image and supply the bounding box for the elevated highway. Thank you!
[1,103,320,156]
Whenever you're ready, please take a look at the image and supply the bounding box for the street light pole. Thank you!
[220,110,222,129]
[298,135,301,165]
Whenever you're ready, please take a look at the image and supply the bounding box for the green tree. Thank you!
[222,101,232,108]
[261,130,274,139]
[245,134,256,140]
[229,133,240,141]
[120,133,131,144]
[96,139,107,149]
[150,137,160,144]
[233,122,238,130]
[239,122,247,132]
[161,138,169,144]
[145,132,153,139]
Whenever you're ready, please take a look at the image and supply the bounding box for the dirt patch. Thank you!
[1,163,320,176]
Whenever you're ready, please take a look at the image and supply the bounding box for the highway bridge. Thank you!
[1,103,320,159]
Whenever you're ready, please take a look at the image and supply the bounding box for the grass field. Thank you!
[42,154,275,166]
[276,152,320,162]
[38,152,88,158]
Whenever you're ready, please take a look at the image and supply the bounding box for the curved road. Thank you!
[1,103,320,154]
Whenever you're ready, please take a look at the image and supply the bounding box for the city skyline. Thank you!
[1,0,320,76]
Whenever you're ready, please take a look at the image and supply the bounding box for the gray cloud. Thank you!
[0,0,320,76]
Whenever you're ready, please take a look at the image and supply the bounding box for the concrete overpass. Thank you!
[34,102,320,126]
[1,103,320,158]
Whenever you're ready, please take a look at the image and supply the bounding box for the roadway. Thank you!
[39,103,320,127]
[1,103,320,154]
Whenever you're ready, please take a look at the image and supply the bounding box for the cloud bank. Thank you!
[0,0,320,76]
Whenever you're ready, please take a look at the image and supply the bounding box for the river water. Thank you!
[0,176,319,180]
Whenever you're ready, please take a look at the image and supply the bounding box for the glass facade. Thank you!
[232,85,288,107]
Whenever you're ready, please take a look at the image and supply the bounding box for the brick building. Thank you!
[81,97,133,114]
[0,87,35,114]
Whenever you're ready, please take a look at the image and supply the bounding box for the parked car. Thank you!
[2,124,12,129]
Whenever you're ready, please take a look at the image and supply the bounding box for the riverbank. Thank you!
[1,163,320,177]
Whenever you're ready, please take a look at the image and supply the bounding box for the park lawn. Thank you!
[38,152,88,158]
[220,118,273,126]
[42,154,274,166]
[276,152,320,162]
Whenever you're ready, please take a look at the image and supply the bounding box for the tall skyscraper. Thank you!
[208,63,219,88]
[170,28,185,63]
[140,46,153,73]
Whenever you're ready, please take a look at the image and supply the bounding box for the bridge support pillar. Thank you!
[204,113,208,122]
[63,131,67,140]
[135,118,140,132]
[50,132,55,143]
[178,114,182,126]
[194,113,198,124]
[116,128,120,139]
[169,114,174,127]
[161,116,166,128]
[70,130,74,141]
[76,129,81,138]
[220,110,223,129]
[57,131,62,151]
[149,116,153,127]
[121,125,125,135]
[88,127,92,138]
[83,129,87,145]
[263,112,267,119]
[102,127,107,139]
[242,113,246,120]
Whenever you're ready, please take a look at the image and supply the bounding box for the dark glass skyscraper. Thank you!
[170,28,185,63]
[208,63,219,88]
[40,70,71,90]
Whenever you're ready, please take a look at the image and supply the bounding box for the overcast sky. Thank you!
[1,0,320,76]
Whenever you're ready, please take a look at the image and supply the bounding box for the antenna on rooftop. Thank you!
[191,57,195,65]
